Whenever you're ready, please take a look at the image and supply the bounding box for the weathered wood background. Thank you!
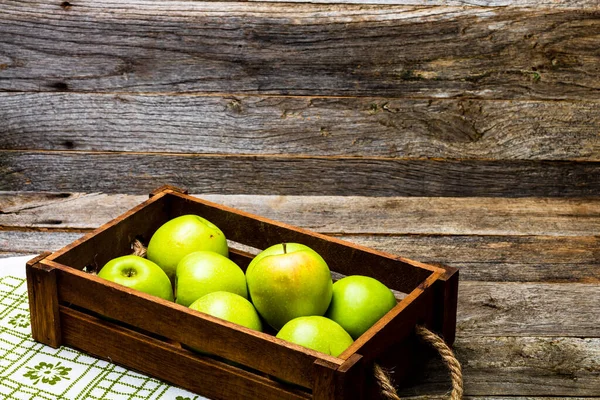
[1,0,599,398]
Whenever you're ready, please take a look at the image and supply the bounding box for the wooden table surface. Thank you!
[1,193,599,397]
[1,0,600,397]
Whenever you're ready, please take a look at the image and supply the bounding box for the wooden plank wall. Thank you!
[1,0,600,398]
[1,0,600,196]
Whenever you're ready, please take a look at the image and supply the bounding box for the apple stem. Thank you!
[283,243,287,254]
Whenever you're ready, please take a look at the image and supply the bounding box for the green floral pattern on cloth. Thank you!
[0,274,207,400]
[8,313,29,329]
[24,361,72,385]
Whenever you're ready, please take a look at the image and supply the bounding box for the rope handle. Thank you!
[375,325,463,400]
[132,239,147,258]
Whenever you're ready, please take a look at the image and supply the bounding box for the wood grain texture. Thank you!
[0,230,82,255]
[43,187,447,395]
[457,282,600,337]
[252,0,599,6]
[7,229,600,395]
[400,336,600,396]
[400,398,598,400]
[46,190,172,273]
[3,231,600,283]
[433,266,459,344]
[335,354,365,400]
[25,261,61,347]
[167,192,437,294]
[54,262,340,388]
[312,355,364,400]
[2,151,599,196]
[5,231,598,338]
[2,0,599,396]
[404,398,599,400]
[0,252,30,257]
[61,307,311,400]
[313,360,340,400]
[2,93,599,161]
[345,235,600,283]
[40,187,452,393]
[2,2,600,99]
[4,192,598,282]
[3,193,599,236]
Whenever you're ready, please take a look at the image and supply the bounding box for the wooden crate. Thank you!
[26,185,459,400]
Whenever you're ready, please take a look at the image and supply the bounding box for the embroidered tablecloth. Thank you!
[0,255,207,400]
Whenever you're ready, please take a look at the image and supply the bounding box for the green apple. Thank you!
[97,255,173,301]
[276,316,353,357]
[246,243,333,330]
[326,275,397,339]
[147,215,229,282]
[189,291,263,332]
[175,251,247,307]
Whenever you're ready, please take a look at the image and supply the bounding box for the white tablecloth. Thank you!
[0,255,207,400]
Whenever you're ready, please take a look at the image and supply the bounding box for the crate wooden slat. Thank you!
[60,306,311,400]
[28,186,458,399]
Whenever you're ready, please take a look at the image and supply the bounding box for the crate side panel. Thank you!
[169,194,433,293]
[312,359,338,400]
[26,262,61,348]
[368,336,420,397]
[313,354,365,400]
[336,354,365,400]
[52,194,171,271]
[60,307,310,400]
[53,264,333,388]
[432,266,459,345]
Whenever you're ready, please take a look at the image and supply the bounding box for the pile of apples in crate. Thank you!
[97,215,397,357]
